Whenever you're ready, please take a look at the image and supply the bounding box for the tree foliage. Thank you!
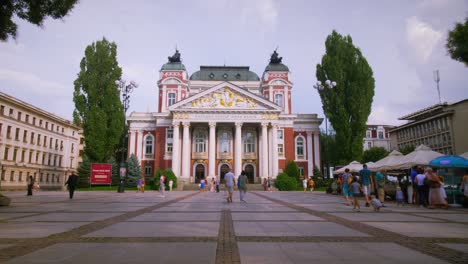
[126,154,141,187]
[154,169,177,190]
[275,173,297,191]
[446,17,468,66]
[0,0,78,41]
[320,131,342,170]
[73,38,124,163]
[77,155,91,188]
[399,145,415,155]
[316,30,375,163]
[362,147,389,163]
[284,160,300,182]
[107,156,119,185]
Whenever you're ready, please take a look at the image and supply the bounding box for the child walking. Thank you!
[396,186,404,206]
[350,177,362,212]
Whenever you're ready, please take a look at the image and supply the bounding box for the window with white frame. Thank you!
[193,128,207,153]
[298,166,304,176]
[278,144,284,156]
[242,129,256,153]
[366,131,371,138]
[166,128,173,153]
[274,93,283,106]
[144,134,154,155]
[145,166,152,176]
[367,142,372,149]
[296,136,305,159]
[378,131,384,139]
[167,93,176,106]
[277,129,284,157]
[218,129,232,153]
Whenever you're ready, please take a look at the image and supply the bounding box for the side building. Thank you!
[363,125,394,151]
[389,99,468,155]
[0,92,81,190]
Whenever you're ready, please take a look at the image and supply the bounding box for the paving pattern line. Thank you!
[216,209,240,264]
[0,192,199,263]
[252,192,468,264]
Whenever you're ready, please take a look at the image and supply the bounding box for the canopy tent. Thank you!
[388,144,443,170]
[333,161,363,174]
[429,155,468,169]
[368,150,404,172]
[460,152,468,159]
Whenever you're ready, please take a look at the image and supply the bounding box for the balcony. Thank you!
[217,152,232,160]
[192,152,208,160]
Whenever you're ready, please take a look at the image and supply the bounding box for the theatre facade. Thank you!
[127,50,322,184]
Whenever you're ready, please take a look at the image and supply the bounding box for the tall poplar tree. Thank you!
[73,38,124,163]
[316,30,375,163]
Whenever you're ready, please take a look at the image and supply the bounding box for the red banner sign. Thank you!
[91,163,112,184]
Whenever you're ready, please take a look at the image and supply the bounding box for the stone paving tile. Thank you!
[2,242,217,264]
[9,212,122,222]
[238,242,448,264]
[0,222,90,238]
[0,213,37,220]
[83,221,219,237]
[329,212,444,222]
[0,245,14,250]
[412,213,468,223]
[127,212,221,221]
[235,222,370,237]
[437,243,468,254]
[232,212,323,221]
[363,222,468,238]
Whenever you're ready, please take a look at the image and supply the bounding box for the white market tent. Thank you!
[387,144,443,170]
[369,150,404,172]
[460,152,468,159]
[333,161,363,174]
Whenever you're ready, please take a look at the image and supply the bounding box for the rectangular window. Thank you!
[4,147,9,160]
[10,171,15,181]
[55,139,58,150]
[298,166,304,176]
[49,138,53,149]
[166,143,173,153]
[45,121,48,129]
[44,136,47,147]
[13,149,17,161]
[51,124,54,131]
[1,169,5,181]
[167,93,176,106]
[378,131,384,139]
[25,114,29,123]
[29,151,33,163]
[36,152,39,164]
[18,111,22,121]
[80,137,84,144]
[71,143,75,153]
[145,166,152,176]
[277,130,284,140]
[9,108,13,117]
[18,171,23,182]
[278,143,284,156]
[0,105,4,115]
[15,128,20,140]
[21,150,25,162]
[46,173,49,182]
[167,128,173,139]
[30,132,35,144]
[6,125,11,138]
[0,123,2,136]
[23,130,28,142]
[37,134,40,145]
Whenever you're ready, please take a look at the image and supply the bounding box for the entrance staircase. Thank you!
[182,183,265,191]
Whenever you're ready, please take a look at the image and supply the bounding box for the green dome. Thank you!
[161,62,186,71]
[265,63,289,72]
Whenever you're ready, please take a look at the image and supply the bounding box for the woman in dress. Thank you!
[210,178,215,192]
[426,168,448,209]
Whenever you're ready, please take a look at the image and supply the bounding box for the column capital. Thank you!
[172,121,180,127]
[235,122,243,128]
[306,130,314,136]
[209,122,217,128]
[271,123,279,129]
[182,121,191,128]
[261,122,269,128]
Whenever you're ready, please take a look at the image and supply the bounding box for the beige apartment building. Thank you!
[389,99,468,155]
[0,92,81,190]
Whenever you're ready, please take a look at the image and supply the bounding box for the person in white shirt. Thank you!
[224,168,236,203]
[169,179,173,191]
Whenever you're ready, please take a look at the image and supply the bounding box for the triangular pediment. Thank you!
[168,82,282,112]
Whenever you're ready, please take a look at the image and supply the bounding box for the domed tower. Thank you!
[157,49,189,113]
[261,50,293,114]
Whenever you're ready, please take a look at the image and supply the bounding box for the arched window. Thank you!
[218,129,232,153]
[144,134,154,155]
[295,136,305,159]
[275,93,283,106]
[242,129,256,153]
[193,128,207,153]
[168,93,176,106]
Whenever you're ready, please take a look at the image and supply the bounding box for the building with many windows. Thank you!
[363,125,394,151]
[389,99,468,155]
[127,50,322,184]
[0,92,81,190]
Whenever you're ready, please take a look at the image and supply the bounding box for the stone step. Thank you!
[182,184,266,191]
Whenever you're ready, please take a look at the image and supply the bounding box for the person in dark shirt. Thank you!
[65,172,78,199]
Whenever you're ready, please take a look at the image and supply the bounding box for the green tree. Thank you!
[154,169,177,190]
[316,30,375,163]
[399,145,415,155]
[126,154,141,187]
[284,160,300,182]
[320,131,341,171]
[446,17,468,66]
[107,156,119,185]
[1,0,78,41]
[275,173,297,191]
[73,38,124,163]
[362,147,389,163]
[77,155,91,188]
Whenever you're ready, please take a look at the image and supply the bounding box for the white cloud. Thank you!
[0,69,67,95]
[406,16,442,63]
[368,106,405,126]
[240,0,279,34]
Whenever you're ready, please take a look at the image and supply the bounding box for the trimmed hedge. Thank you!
[153,169,177,190]
[275,173,297,191]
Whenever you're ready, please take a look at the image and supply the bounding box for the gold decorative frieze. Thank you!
[173,113,189,119]
[262,114,279,120]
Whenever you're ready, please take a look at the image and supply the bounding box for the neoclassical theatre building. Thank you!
[127,50,322,184]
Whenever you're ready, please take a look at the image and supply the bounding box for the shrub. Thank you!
[154,169,177,190]
[284,160,300,183]
[275,173,297,191]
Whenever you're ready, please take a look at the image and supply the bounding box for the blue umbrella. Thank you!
[429,155,468,168]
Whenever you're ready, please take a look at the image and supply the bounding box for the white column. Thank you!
[235,122,242,177]
[284,86,289,114]
[307,131,314,176]
[182,122,191,180]
[172,123,180,177]
[268,125,273,177]
[261,122,269,178]
[136,130,143,160]
[268,86,273,102]
[177,85,181,101]
[161,85,167,112]
[128,131,135,156]
[313,132,321,171]
[209,122,216,178]
[271,124,279,178]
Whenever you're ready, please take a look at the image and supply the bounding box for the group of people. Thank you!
[262,178,273,191]
[302,177,315,192]
[198,178,220,192]
[410,167,448,209]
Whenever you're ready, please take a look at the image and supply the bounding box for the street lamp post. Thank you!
[115,79,137,193]
[313,80,336,178]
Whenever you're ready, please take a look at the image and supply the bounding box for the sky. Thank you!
[1,0,467,128]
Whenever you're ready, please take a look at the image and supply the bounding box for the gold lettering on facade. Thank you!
[262,114,279,120]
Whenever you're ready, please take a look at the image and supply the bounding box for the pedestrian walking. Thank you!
[309,178,315,192]
[141,177,145,193]
[169,179,173,191]
[137,178,143,193]
[262,178,268,191]
[375,170,386,207]
[342,169,353,206]
[215,178,220,193]
[350,177,362,212]
[302,177,308,192]
[27,175,35,196]
[426,168,448,209]
[415,168,428,207]
[210,178,215,192]
[159,174,166,197]
[267,177,272,192]
[65,172,78,199]
[359,164,373,207]
[224,167,235,203]
[238,171,248,202]
[396,186,404,206]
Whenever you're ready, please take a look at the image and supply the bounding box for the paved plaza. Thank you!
[0,190,467,263]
